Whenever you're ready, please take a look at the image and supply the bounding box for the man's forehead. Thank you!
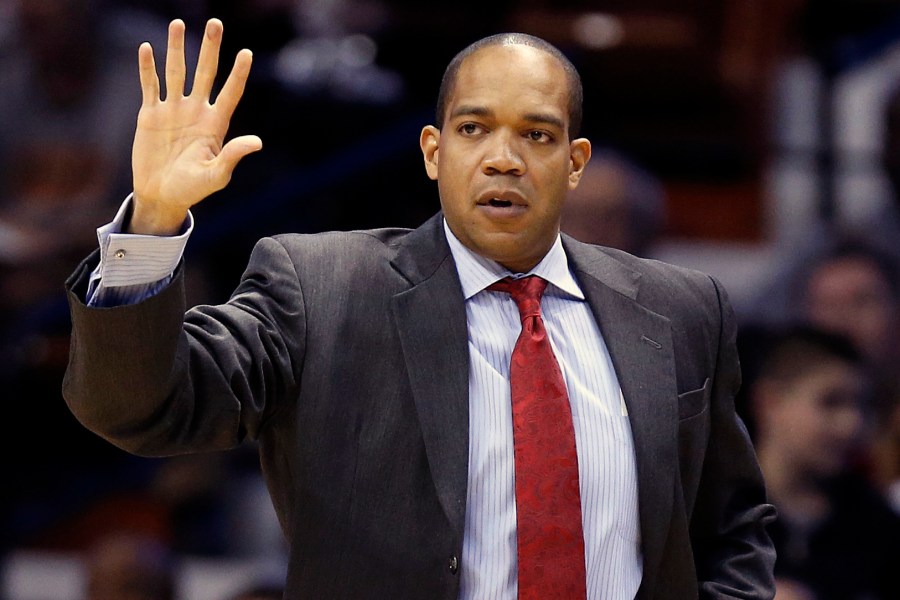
[449,45,569,110]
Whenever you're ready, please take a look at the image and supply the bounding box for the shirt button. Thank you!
[114,249,126,259]
[448,555,459,575]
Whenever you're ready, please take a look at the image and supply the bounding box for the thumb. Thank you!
[211,134,263,185]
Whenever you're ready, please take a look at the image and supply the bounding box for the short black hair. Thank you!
[809,238,900,300]
[435,33,583,139]
[756,326,865,387]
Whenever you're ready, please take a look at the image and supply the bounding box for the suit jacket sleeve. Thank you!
[63,236,306,456]
[692,276,776,599]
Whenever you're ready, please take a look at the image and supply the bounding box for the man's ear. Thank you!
[420,126,441,181]
[567,137,592,189]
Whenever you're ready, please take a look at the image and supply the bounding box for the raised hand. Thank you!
[130,19,262,235]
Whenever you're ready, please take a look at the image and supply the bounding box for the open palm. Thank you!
[131,19,261,235]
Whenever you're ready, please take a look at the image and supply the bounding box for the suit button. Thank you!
[448,555,459,574]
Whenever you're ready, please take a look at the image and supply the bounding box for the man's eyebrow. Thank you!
[522,112,566,131]
[449,105,493,120]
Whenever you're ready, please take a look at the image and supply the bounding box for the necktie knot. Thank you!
[488,276,547,320]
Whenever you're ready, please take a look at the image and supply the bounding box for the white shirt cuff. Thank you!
[91,194,193,289]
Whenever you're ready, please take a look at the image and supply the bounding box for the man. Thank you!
[798,243,900,513]
[64,18,776,599]
[750,327,900,599]
[800,243,900,376]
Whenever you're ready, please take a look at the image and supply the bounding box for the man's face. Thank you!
[805,257,898,365]
[764,360,868,479]
[420,44,591,273]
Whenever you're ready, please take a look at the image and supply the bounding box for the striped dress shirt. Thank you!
[444,221,642,600]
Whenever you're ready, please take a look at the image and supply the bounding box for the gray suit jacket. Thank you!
[64,213,775,599]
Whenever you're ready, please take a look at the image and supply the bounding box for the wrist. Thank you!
[128,195,189,236]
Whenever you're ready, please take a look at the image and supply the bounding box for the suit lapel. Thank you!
[390,215,470,538]
[563,237,678,598]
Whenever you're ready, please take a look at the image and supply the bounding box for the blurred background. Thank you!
[1,0,900,598]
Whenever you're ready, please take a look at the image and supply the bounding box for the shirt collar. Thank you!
[443,218,585,301]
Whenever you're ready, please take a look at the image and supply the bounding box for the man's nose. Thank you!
[482,132,525,175]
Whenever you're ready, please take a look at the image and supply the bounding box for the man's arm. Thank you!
[64,235,307,456]
[692,277,777,599]
[63,18,278,454]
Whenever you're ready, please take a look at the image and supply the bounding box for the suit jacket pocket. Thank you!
[678,378,711,420]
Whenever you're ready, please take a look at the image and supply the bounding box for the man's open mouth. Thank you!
[488,198,514,208]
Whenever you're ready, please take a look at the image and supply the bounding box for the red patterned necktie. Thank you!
[488,275,587,600]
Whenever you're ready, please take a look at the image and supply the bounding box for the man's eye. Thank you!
[528,130,550,142]
[459,123,480,135]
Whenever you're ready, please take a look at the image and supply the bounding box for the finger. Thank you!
[192,18,222,101]
[164,19,187,100]
[138,42,160,105]
[215,49,253,120]
[210,135,263,186]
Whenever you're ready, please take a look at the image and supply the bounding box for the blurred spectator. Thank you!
[559,150,666,257]
[799,242,900,372]
[84,532,175,600]
[743,239,900,497]
[750,327,900,600]
[795,241,900,513]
